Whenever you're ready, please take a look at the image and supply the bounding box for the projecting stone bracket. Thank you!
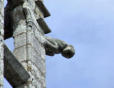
[4,44,30,87]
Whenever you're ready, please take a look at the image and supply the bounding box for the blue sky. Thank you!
[4,0,114,88]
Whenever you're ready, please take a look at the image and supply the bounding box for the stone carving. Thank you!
[44,36,75,58]
[3,0,75,88]
[4,0,75,59]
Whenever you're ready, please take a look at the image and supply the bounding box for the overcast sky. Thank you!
[4,0,114,88]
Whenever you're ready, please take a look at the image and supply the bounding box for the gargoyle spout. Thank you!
[44,36,75,58]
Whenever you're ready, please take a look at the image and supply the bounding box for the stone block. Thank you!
[14,33,27,48]
[35,1,50,18]
[26,44,46,74]
[34,5,43,19]
[13,45,27,62]
[4,45,30,87]
[37,18,51,34]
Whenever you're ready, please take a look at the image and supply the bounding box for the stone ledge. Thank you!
[35,1,51,18]
[37,18,51,34]
[4,44,30,87]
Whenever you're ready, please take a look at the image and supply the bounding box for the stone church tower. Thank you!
[0,0,75,88]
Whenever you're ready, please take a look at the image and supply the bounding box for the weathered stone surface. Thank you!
[4,45,30,87]
[0,0,4,87]
[14,33,27,48]
[37,18,51,34]
[4,0,49,39]
[7,1,46,87]
[44,36,75,58]
[35,0,51,18]
[4,0,75,88]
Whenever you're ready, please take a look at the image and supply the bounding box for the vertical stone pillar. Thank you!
[0,0,4,88]
[12,1,46,88]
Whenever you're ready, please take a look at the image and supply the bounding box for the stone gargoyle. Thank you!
[43,36,75,58]
[4,0,75,59]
